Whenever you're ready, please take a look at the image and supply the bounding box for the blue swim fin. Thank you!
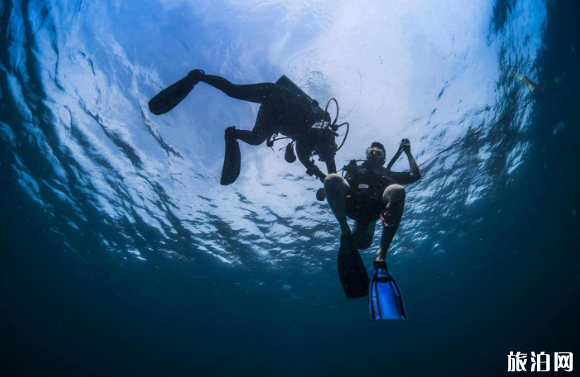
[369,266,407,320]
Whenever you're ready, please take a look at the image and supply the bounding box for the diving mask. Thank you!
[366,147,385,159]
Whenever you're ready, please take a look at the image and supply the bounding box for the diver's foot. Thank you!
[339,232,354,254]
[187,69,205,85]
[225,126,237,142]
[373,259,387,270]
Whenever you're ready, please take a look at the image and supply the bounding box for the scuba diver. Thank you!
[323,139,421,320]
[148,70,342,185]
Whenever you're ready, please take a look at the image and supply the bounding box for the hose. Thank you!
[323,97,339,127]
[335,122,349,152]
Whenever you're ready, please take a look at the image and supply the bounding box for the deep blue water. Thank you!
[1,0,579,376]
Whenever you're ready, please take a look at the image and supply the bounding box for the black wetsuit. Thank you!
[344,160,416,221]
[201,75,336,181]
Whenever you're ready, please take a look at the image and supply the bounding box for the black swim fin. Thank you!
[369,264,407,320]
[149,76,195,115]
[337,234,369,299]
[220,130,241,185]
[148,70,204,115]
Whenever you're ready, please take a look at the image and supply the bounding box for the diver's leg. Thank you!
[374,184,406,266]
[230,129,267,145]
[352,220,376,250]
[226,105,276,146]
[324,174,351,235]
[325,159,337,176]
[201,75,290,104]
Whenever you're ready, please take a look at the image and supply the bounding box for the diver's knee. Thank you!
[248,132,267,145]
[325,174,349,196]
[383,184,406,205]
[324,174,347,190]
[248,138,264,146]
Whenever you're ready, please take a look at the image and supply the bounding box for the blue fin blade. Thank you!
[369,268,407,320]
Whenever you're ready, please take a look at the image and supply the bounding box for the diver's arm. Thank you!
[296,140,326,183]
[402,138,421,182]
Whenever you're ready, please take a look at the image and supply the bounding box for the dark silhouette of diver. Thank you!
[149,69,338,185]
[324,139,421,319]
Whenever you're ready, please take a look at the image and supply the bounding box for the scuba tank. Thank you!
[275,75,348,150]
[275,75,331,124]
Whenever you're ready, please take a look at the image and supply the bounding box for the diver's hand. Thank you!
[400,138,411,154]
[403,138,421,182]
[187,69,205,85]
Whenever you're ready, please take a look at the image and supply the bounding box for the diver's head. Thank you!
[366,141,386,166]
